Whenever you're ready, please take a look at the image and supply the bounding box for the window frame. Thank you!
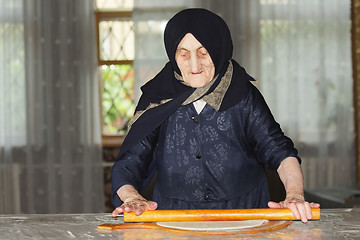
[95,10,134,147]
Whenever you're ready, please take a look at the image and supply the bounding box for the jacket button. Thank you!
[196,154,201,159]
[192,115,199,122]
[203,195,209,200]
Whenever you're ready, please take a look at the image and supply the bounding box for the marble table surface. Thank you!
[1,208,359,239]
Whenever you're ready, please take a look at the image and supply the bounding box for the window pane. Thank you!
[95,0,134,10]
[0,18,26,146]
[101,64,135,135]
[99,20,134,61]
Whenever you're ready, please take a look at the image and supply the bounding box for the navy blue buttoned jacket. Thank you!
[111,83,300,209]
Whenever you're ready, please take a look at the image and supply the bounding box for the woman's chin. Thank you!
[184,78,211,88]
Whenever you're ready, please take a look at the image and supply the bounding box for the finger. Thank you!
[130,199,151,215]
[287,202,301,220]
[267,201,281,209]
[112,209,118,217]
[133,200,157,214]
[310,202,320,208]
[295,202,308,223]
[135,208,144,215]
[148,201,158,210]
[124,204,136,213]
[304,201,313,220]
[134,202,149,215]
[112,207,124,217]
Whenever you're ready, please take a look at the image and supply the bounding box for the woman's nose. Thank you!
[189,55,201,73]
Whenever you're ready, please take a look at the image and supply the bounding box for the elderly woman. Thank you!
[111,8,319,223]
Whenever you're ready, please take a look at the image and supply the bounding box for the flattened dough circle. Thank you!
[157,220,267,231]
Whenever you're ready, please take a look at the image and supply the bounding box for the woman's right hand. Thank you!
[112,184,158,217]
[112,198,158,217]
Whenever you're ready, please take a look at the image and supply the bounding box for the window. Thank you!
[95,0,135,146]
[0,4,26,147]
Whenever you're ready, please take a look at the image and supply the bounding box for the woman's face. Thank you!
[175,33,215,88]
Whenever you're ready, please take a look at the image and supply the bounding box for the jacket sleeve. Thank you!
[242,82,301,170]
[111,127,159,208]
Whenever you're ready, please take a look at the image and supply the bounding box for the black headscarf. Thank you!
[117,8,254,160]
[164,8,233,76]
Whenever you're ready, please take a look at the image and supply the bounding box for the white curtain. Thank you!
[134,0,355,189]
[235,0,354,189]
[0,0,104,213]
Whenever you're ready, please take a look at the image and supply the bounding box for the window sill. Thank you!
[102,135,125,148]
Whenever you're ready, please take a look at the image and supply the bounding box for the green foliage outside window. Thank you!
[102,64,135,135]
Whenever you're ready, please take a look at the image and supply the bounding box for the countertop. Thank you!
[0,208,359,239]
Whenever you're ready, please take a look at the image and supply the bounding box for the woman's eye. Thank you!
[199,49,208,56]
[179,51,189,58]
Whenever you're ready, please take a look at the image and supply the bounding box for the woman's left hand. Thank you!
[274,157,320,223]
[268,194,320,223]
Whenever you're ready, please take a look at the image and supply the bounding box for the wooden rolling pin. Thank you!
[124,208,320,222]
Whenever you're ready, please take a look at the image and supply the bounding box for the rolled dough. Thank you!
[156,220,267,231]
